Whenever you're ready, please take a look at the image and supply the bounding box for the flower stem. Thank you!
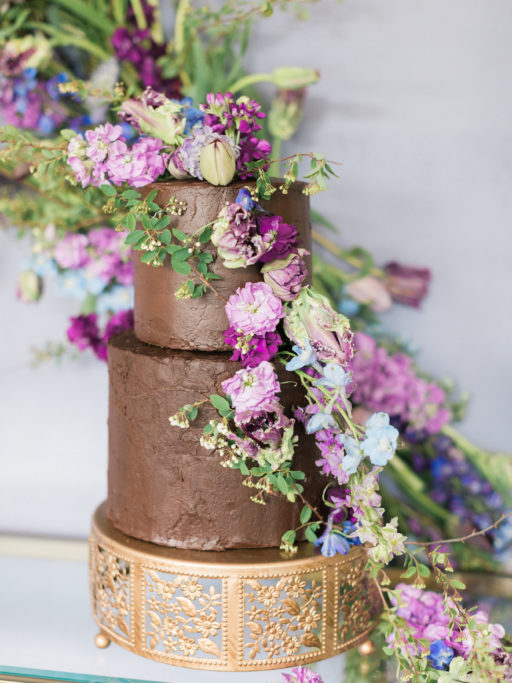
[228,72,273,94]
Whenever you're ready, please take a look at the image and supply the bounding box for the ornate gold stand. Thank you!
[89,503,380,671]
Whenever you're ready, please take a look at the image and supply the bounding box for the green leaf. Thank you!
[124,214,137,231]
[141,251,155,264]
[281,529,296,546]
[417,564,431,578]
[197,252,213,263]
[205,272,222,281]
[122,189,141,200]
[166,244,182,254]
[196,261,207,275]
[160,229,172,245]
[275,473,289,495]
[210,394,231,413]
[305,526,319,543]
[449,579,466,590]
[171,258,191,275]
[400,566,417,579]
[199,227,213,243]
[290,470,306,480]
[125,230,145,245]
[145,189,158,203]
[300,505,312,524]
[155,215,171,230]
[172,247,190,262]
[173,228,188,243]
[187,406,198,421]
[192,285,205,298]
[204,424,214,434]
[100,184,116,197]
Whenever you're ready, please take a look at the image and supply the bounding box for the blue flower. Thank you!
[37,114,56,135]
[361,413,398,467]
[285,340,317,372]
[342,521,361,545]
[365,412,391,430]
[235,188,256,211]
[314,363,352,390]
[427,640,454,670]
[306,410,336,434]
[315,522,351,557]
[96,285,134,315]
[55,269,89,299]
[340,435,363,474]
[337,297,360,317]
[177,97,205,134]
[46,73,69,100]
[27,255,58,278]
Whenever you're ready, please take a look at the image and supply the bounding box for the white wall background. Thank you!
[1,0,511,538]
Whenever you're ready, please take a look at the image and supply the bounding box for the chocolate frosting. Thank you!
[134,179,311,351]
[107,331,326,551]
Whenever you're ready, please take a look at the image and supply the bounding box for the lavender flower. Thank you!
[261,250,308,301]
[85,123,123,162]
[225,282,284,336]
[282,666,324,683]
[54,233,89,269]
[221,361,280,414]
[211,203,264,268]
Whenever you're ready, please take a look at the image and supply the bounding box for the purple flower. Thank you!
[221,361,280,414]
[225,282,284,336]
[285,288,354,366]
[237,135,272,179]
[103,309,134,343]
[261,250,308,301]
[282,666,324,683]
[211,203,265,268]
[54,233,89,269]
[85,123,123,162]
[224,327,281,368]
[257,215,298,263]
[66,313,101,351]
[235,404,293,446]
[88,228,124,252]
[105,136,166,187]
[384,261,431,308]
[315,519,352,557]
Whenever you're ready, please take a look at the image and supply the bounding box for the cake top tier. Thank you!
[134,178,311,351]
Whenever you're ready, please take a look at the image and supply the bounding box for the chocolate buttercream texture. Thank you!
[134,179,311,350]
[107,332,325,550]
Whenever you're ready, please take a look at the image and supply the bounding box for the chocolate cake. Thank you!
[106,179,325,550]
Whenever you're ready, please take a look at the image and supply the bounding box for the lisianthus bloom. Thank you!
[285,287,354,365]
[384,261,431,308]
[257,214,298,263]
[235,403,293,446]
[211,203,264,268]
[223,327,281,368]
[225,282,284,336]
[221,361,280,414]
[261,250,308,301]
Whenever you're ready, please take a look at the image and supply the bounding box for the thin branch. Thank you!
[406,509,512,547]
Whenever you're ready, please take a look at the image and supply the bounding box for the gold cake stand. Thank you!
[89,504,380,671]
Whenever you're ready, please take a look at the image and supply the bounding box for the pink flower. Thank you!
[85,123,123,162]
[345,275,392,313]
[88,228,125,252]
[54,233,89,269]
[282,667,324,683]
[235,403,293,446]
[225,282,284,336]
[261,251,308,302]
[221,361,280,414]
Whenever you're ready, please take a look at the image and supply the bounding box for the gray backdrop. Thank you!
[1,0,510,538]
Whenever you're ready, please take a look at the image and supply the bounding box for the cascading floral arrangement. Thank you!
[2,4,512,681]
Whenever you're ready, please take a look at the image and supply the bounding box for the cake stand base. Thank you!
[89,503,379,672]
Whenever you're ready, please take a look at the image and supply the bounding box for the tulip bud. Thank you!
[16,270,43,303]
[120,97,185,146]
[272,67,320,90]
[345,275,393,313]
[200,138,237,186]
[261,250,308,301]
[268,88,305,142]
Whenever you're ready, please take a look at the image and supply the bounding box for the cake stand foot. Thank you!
[95,632,111,649]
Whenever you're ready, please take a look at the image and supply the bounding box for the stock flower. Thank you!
[257,214,298,263]
[103,309,134,343]
[261,250,308,301]
[282,666,324,683]
[224,327,281,368]
[221,361,280,414]
[225,282,284,336]
[54,233,89,269]
[85,123,123,162]
[106,136,166,187]
[285,287,354,365]
[211,202,264,268]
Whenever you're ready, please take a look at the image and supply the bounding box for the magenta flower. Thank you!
[103,309,134,344]
[54,233,90,269]
[88,227,125,252]
[221,361,280,414]
[66,313,101,351]
[224,327,281,368]
[282,666,324,683]
[261,250,308,301]
[257,215,298,263]
[225,282,284,336]
[384,261,431,308]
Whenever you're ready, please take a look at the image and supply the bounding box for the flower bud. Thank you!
[16,270,43,303]
[345,275,392,313]
[120,95,185,146]
[271,67,320,90]
[261,250,308,301]
[200,138,237,186]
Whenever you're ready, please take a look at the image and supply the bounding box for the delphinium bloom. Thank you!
[200,92,271,177]
[225,282,284,336]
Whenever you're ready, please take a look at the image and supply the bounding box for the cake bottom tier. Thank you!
[90,504,380,671]
[107,331,326,551]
